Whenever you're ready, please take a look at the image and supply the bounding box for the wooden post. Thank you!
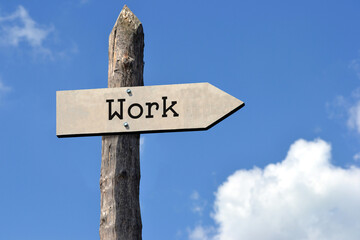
[100,5,144,240]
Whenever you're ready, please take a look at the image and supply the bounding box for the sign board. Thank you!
[56,83,244,137]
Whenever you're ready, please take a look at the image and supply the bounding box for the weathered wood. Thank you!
[100,5,144,240]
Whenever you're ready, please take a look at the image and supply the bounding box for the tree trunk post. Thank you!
[100,5,144,240]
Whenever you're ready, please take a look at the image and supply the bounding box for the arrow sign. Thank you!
[56,83,244,137]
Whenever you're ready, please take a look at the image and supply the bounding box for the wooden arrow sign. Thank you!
[56,82,244,137]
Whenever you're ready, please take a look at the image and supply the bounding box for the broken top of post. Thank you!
[108,5,144,88]
[113,5,142,31]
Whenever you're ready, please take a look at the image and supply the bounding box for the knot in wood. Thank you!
[122,55,134,67]
[117,169,128,180]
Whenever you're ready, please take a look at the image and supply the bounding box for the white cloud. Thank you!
[189,139,360,240]
[327,88,360,135]
[191,191,200,200]
[347,54,360,132]
[0,79,11,104]
[349,58,360,79]
[353,153,360,162]
[327,53,360,133]
[188,226,214,240]
[347,100,360,133]
[190,191,207,215]
[326,95,348,120]
[0,5,53,55]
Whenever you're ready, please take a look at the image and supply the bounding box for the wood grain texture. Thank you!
[100,5,144,240]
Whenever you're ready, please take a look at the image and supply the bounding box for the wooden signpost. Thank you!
[56,5,244,240]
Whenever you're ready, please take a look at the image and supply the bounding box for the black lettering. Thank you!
[106,99,125,120]
[128,103,143,119]
[145,102,159,118]
[162,96,179,117]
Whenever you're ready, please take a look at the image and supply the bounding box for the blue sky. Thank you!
[1,1,360,239]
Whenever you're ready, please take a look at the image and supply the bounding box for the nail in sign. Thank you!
[56,82,244,137]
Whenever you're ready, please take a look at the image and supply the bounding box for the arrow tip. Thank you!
[204,83,245,130]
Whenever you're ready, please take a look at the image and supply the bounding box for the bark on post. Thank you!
[100,5,144,240]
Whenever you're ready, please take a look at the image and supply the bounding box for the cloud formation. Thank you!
[0,5,53,54]
[353,153,360,162]
[345,53,360,133]
[349,58,360,79]
[190,191,207,216]
[326,87,360,134]
[189,226,214,240]
[190,139,360,240]
[347,101,360,133]
[0,79,11,104]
